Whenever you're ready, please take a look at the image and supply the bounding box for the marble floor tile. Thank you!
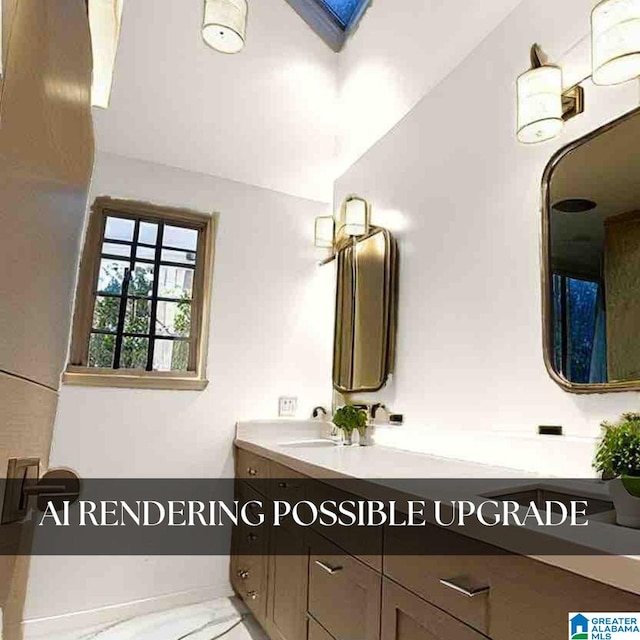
[45,598,267,640]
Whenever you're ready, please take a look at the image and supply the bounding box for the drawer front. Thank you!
[231,481,270,624]
[231,553,268,623]
[308,618,336,640]
[382,579,488,640]
[268,460,306,503]
[233,482,269,557]
[385,524,640,640]
[488,555,640,640]
[308,532,382,640]
[384,525,496,635]
[236,448,270,488]
[308,480,383,571]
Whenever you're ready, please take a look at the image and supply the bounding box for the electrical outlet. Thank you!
[278,397,298,417]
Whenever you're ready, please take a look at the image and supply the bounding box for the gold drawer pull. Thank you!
[246,591,258,600]
[247,533,258,543]
[315,560,343,575]
[439,577,490,598]
[237,569,250,580]
[247,467,258,476]
[278,481,289,489]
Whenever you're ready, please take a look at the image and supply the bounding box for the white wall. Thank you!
[23,151,335,624]
[336,0,525,172]
[335,0,640,469]
[24,0,640,626]
[94,0,338,203]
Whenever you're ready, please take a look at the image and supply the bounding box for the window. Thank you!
[285,0,371,51]
[65,198,216,390]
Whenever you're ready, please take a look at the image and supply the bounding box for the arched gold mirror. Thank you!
[542,106,640,393]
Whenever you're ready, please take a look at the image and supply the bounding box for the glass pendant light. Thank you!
[592,0,640,85]
[202,0,248,54]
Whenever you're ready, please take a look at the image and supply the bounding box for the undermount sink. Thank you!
[278,439,336,449]
[485,486,613,516]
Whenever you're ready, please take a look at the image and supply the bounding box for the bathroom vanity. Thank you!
[231,424,640,640]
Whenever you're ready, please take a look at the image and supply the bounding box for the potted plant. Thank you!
[332,405,368,446]
[594,412,640,528]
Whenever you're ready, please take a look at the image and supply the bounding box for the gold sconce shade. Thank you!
[592,0,640,85]
[314,216,335,248]
[202,0,248,54]
[517,64,564,144]
[344,196,370,237]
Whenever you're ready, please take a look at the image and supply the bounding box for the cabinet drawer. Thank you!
[308,618,336,640]
[231,553,268,623]
[236,448,270,488]
[308,531,381,640]
[308,480,383,571]
[384,524,496,635]
[386,524,640,640]
[488,555,640,640]
[382,578,487,640]
[231,481,270,624]
[233,481,269,556]
[268,460,306,503]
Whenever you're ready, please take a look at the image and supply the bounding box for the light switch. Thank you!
[278,397,298,417]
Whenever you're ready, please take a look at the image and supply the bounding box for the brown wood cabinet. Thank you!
[381,579,487,640]
[232,446,640,640]
[307,530,381,640]
[266,518,308,640]
[308,618,336,640]
[230,480,270,625]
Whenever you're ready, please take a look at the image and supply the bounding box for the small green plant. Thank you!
[594,413,640,497]
[332,405,368,435]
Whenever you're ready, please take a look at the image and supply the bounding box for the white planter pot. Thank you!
[610,478,640,528]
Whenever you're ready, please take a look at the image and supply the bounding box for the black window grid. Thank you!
[92,218,195,371]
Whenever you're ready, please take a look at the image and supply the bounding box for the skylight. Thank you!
[286,0,371,51]
[318,0,368,30]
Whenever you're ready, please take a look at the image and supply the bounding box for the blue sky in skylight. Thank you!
[319,0,367,29]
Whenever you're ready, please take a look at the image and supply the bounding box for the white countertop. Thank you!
[236,420,640,597]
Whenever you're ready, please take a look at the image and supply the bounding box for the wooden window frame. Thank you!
[63,197,217,390]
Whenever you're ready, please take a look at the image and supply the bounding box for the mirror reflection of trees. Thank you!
[546,109,640,387]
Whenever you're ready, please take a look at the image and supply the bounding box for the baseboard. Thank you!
[22,585,233,639]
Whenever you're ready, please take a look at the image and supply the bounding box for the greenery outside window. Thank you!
[64,197,216,390]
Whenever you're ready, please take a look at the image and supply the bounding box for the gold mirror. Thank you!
[333,227,398,393]
[542,106,640,393]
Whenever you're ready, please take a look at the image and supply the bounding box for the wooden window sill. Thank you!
[62,366,208,391]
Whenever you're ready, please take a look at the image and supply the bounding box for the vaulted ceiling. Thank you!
[94,0,524,203]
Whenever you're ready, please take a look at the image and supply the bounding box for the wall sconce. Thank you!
[592,0,640,85]
[517,45,584,144]
[202,0,248,54]
[343,196,370,237]
[314,195,372,264]
[517,1,640,144]
[314,216,335,248]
